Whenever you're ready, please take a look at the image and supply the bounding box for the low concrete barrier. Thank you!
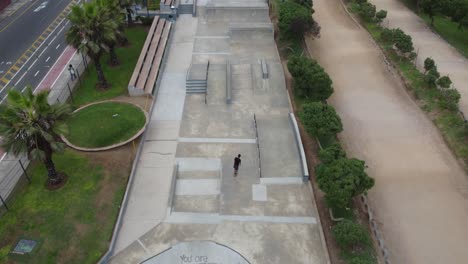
[288,113,309,182]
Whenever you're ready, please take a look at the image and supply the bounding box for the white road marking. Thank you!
[33,1,48,12]
[38,45,48,57]
[15,71,28,86]
[22,86,28,92]
[50,35,57,44]
[6,61,11,65]
[29,58,39,69]
[0,61,4,65]
[34,71,40,77]
[45,56,50,62]
[55,44,60,49]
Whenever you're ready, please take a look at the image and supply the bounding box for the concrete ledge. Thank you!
[226,60,232,104]
[61,100,149,152]
[288,113,309,181]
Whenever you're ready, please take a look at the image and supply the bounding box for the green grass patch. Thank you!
[67,102,146,148]
[420,14,468,58]
[346,3,468,166]
[0,150,126,264]
[72,27,147,107]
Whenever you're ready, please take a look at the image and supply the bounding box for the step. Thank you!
[175,179,220,195]
[187,89,207,94]
[172,195,219,213]
[178,170,219,179]
[186,80,207,85]
[186,84,207,89]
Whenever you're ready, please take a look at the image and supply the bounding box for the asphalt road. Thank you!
[0,0,75,101]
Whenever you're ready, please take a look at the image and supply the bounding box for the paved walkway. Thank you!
[109,1,329,263]
[307,0,468,263]
[369,0,468,115]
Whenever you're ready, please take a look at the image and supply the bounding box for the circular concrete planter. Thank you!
[62,100,149,152]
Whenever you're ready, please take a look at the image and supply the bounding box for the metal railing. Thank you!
[253,114,262,178]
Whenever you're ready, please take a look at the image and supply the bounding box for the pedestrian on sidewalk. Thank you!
[233,154,241,176]
[68,64,77,81]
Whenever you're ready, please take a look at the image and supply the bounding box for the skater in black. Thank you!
[233,154,241,176]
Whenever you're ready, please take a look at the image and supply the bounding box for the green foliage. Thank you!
[380,27,394,42]
[67,1,118,87]
[425,68,440,86]
[393,28,414,54]
[359,2,377,21]
[299,102,343,137]
[420,0,443,25]
[316,158,375,209]
[437,75,452,89]
[137,15,154,26]
[0,150,127,263]
[375,9,387,23]
[332,220,370,249]
[439,88,461,111]
[279,1,319,40]
[147,0,160,10]
[424,57,436,72]
[348,254,376,264]
[288,56,334,100]
[292,0,313,9]
[319,143,347,164]
[72,27,147,106]
[0,88,71,183]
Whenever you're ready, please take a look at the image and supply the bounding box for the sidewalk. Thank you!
[369,0,468,115]
[112,14,196,253]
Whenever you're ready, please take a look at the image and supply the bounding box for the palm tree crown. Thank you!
[0,88,71,185]
[66,2,118,88]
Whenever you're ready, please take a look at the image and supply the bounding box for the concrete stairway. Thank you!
[172,158,221,214]
[186,62,209,94]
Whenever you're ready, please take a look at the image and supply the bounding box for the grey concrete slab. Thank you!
[173,195,220,213]
[146,121,181,141]
[256,114,302,178]
[194,38,230,53]
[175,179,220,195]
[177,170,220,179]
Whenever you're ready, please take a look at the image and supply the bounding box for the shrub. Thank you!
[318,143,346,164]
[292,0,313,9]
[437,75,452,89]
[349,254,376,264]
[288,56,333,101]
[393,28,414,54]
[380,28,394,42]
[425,68,440,87]
[359,2,377,22]
[424,57,436,73]
[332,220,370,249]
[375,9,387,23]
[299,102,343,138]
[279,1,318,40]
[316,158,375,209]
[439,89,461,111]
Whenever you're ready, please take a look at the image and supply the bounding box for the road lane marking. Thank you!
[22,86,28,92]
[15,72,28,86]
[0,0,78,91]
[46,57,50,62]
[34,71,40,77]
[0,0,40,33]
[56,44,61,49]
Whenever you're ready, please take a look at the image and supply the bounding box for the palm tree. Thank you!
[66,2,118,88]
[0,88,71,186]
[97,0,126,65]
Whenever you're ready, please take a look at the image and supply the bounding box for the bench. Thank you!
[128,17,172,96]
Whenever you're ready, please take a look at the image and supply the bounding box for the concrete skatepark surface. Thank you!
[109,1,329,263]
[369,0,468,118]
[307,0,468,263]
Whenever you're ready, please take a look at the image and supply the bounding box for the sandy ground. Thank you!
[369,0,468,116]
[306,0,468,263]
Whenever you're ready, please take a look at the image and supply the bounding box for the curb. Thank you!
[61,100,149,152]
